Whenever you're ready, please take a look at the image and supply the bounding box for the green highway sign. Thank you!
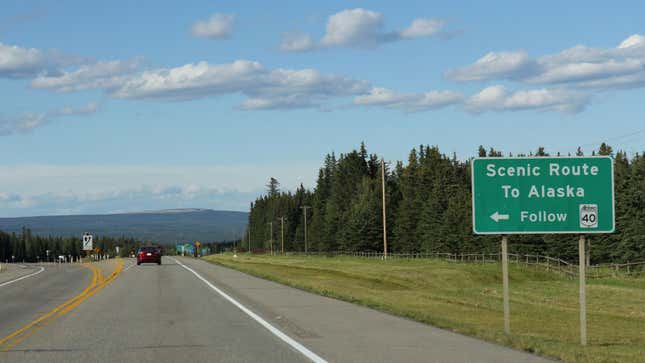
[471,156,614,234]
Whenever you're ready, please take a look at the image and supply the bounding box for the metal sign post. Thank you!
[501,235,510,335]
[472,156,614,345]
[579,235,587,345]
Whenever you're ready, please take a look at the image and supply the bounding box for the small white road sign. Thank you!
[579,204,598,228]
[82,234,93,251]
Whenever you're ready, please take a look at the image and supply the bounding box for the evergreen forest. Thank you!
[245,143,644,263]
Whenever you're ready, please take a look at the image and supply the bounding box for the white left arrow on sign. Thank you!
[490,211,510,222]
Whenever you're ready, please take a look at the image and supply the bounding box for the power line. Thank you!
[578,129,645,149]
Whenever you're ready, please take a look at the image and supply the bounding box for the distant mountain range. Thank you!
[0,209,248,244]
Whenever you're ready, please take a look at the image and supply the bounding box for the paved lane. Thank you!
[175,257,553,363]
[1,256,552,363]
[0,264,92,340]
[1,257,309,363]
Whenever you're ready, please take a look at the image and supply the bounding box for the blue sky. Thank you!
[1,0,644,217]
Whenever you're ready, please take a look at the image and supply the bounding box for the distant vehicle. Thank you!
[137,246,162,265]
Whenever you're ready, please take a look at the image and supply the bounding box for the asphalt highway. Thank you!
[0,263,91,342]
[0,257,552,363]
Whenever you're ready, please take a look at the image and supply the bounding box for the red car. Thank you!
[137,246,162,265]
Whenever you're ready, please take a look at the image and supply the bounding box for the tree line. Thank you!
[0,227,159,262]
[245,143,644,264]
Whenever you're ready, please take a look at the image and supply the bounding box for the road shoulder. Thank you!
[181,256,552,363]
[0,264,44,286]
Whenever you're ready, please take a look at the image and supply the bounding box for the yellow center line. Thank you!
[0,264,97,347]
[0,259,123,351]
[57,260,123,316]
[97,264,105,285]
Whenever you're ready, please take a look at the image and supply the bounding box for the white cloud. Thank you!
[0,113,47,135]
[0,102,100,136]
[0,163,316,195]
[574,71,645,90]
[446,34,645,90]
[464,85,590,114]
[31,58,142,92]
[27,57,372,110]
[284,8,448,51]
[399,18,446,38]
[112,60,264,99]
[56,101,100,116]
[444,50,535,81]
[0,42,49,78]
[279,33,315,52]
[106,60,370,109]
[28,56,588,115]
[0,186,259,217]
[354,87,410,105]
[191,13,235,39]
[240,96,319,110]
[0,163,318,217]
[618,34,645,49]
[0,42,88,79]
[0,192,21,202]
[524,59,643,84]
[443,34,645,113]
[321,8,392,48]
[354,87,462,112]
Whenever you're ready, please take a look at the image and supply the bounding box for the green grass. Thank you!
[204,253,645,363]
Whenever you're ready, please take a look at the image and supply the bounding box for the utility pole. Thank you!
[278,216,287,254]
[301,206,310,254]
[248,227,252,254]
[381,159,388,260]
[268,222,273,255]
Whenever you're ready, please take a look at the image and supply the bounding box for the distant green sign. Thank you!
[472,157,614,234]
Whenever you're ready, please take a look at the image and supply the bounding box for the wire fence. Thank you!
[258,250,645,279]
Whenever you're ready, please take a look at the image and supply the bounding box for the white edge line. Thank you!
[0,266,45,288]
[172,258,327,363]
